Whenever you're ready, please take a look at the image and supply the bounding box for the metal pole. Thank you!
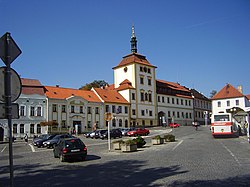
[108,120,111,151]
[4,32,14,187]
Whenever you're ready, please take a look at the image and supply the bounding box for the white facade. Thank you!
[0,93,47,140]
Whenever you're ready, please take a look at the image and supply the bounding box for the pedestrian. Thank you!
[24,133,28,145]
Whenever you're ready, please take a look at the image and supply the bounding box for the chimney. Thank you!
[237,85,243,94]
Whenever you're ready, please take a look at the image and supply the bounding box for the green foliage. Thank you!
[164,134,175,142]
[152,135,162,140]
[122,139,137,145]
[79,80,109,90]
[210,90,217,98]
[133,136,146,148]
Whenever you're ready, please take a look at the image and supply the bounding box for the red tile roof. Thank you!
[246,95,250,100]
[21,78,45,95]
[21,78,42,87]
[117,79,135,91]
[45,86,102,102]
[211,84,244,100]
[93,88,129,104]
[113,53,157,69]
[156,80,192,99]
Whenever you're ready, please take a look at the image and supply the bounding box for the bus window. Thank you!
[214,115,230,122]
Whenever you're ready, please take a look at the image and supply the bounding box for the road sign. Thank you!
[0,67,22,102]
[0,103,19,119]
[104,112,112,121]
[0,32,22,65]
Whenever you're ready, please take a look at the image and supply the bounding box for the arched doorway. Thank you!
[158,111,166,127]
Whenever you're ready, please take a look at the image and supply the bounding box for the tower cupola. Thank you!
[130,25,137,53]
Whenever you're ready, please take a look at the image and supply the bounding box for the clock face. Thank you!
[124,67,128,72]
[0,67,22,102]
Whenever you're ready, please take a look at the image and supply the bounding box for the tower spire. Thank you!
[130,25,137,53]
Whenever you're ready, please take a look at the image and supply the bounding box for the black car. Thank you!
[43,134,74,148]
[100,129,122,139]
[94,130,107,139]
[33,134,57,148]
[53,138,87,162]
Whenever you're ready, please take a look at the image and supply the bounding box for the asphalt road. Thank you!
[1,126,250,187]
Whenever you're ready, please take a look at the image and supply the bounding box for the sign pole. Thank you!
[4,32,14,187]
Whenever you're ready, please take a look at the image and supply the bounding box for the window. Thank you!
[125,106,128,114]
[158,96,161,102]
[132,109,136,115]
[112,105,116,113]
[148,68,151,74]
[62,105,66,112]
[168,111,171,117]
[186,113,189,119]
[37,106,42,116]
[141,92,144,101]
[142,120,145,126]
[105,105,109,112]
[30,106,35,116]
[87,107,91,114]
[162,96,165,103]
[71,106,75,113]
[112,119,116,127]
[141,110,145,116]
[149,110,153,116]
[117,106,122,113]
[148,78,151,86]
[13,124,17,133]
[236,100,239,106]
[125,120,128,127]
[218,101,221,107]
[20,124,24,134]
[148,93,152,102]
[177,112,180,118]
[172,98,175,104]
[61,120,66,128]
[87,121,91,128]
[189,113,192,119]
[189,101,191,106]
[95,107,99,114]
[227,101,230,107]
[132,93,135,100]
[80,106,83,113]
[37,124,41,133]
[176,99,179,105]
[181,99,183,105]
[140,66,143,71]
[140,77,144,84]
[52,104,57,112]
[20,106,25,116]
[185,100,188,106]
[150,120,153,126]
[167,97,170,103]
[145,93,148,101]
[30,124,34,134]
[119,119,122,127]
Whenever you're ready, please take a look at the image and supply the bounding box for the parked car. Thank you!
[169,123,180,128]
[95,130,108,139]
[33,134,57,148]
[119,128,133,136]
[127,128,150,136]
[100,129,122,139]
[53,138,87,162]
[43,134,73,148]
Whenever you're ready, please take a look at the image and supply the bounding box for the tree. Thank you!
[210,90,217,98]
[79,80,109,90]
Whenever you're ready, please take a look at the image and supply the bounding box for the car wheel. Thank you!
[81,156,86,161]
[60,155,65,162]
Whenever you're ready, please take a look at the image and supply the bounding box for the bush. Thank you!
[122,139,137,146]
[133,136,146,148]
[152,135,162,140]
[164,134,175,142]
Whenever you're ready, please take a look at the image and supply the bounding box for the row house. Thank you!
[190,88,212,125]
[156,80,194,126]
[0,78,47,140]
[44,86,103,133]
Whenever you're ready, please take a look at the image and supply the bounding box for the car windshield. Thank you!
[65,139,84,149]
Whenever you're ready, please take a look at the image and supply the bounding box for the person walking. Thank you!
[24,133,28,145]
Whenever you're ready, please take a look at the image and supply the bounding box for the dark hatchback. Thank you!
[100,129,122,139]
[53,138,87,162]
[33,134,57,148]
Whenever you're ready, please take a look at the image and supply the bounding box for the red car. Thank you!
[169,123,180,128]
[127,128,150,136]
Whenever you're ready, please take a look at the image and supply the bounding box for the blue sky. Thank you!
[1,0,249,97]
